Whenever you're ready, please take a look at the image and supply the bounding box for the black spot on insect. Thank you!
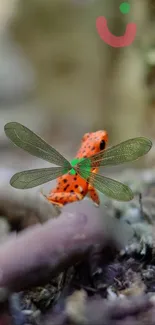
[100,140,106,151]
[64,184,69,191]
[75,184,78,188]
[70,190,74,193]
[63,179,67,183]
[81,191,84,195]
[74,177,77,181]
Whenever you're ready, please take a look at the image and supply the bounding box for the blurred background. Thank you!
[0,0,155,178]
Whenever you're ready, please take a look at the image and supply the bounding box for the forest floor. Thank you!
[1,168,155,324]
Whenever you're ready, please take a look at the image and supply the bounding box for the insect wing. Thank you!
[4,122,71,168]
[77,137,152,168]
[10,166,69,189]
[78,169,134,201]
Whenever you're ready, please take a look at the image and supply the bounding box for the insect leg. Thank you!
[87,168,100,205]
[88,185,100,205]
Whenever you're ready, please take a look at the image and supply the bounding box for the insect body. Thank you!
[4,122,152,206]
[47,130,108,206]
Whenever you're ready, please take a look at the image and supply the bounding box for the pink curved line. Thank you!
[96,16,137,48]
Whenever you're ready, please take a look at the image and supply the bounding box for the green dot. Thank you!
[70,157,91,177]
[119,2,130,14]
[70,157,85,175]
[70,168,76,175]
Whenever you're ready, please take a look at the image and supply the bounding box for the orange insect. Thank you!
[4,122,152,207]
[47,130,108,206]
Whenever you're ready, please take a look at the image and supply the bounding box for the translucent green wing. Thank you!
[4,122,71,168]
[10,166,69,189]
[76,137,152,169]
[78,169,134,201]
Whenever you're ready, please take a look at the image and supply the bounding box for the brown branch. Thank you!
[0,193,132,292]
[0,201,111,291]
